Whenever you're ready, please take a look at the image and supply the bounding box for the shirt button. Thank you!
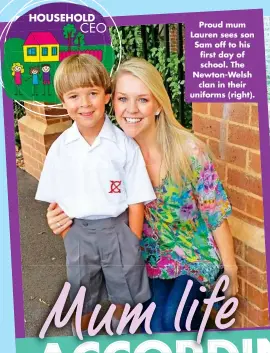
[82,221,88,227]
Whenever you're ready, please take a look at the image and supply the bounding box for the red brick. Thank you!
[23,152,39,170]
[226,187,246,212]
[30,149,39,161]
[227,167,262,196]
[231,311,244,328]
[37,152,46,164]
[47,118,61,125]
[31,130,43,143]
[243,317,258,327]
[232,209,264,228]
[18,121,27,133]
[33,115,46,123]
[249,151,261,174]
[21,143,31,156]
[44,133,61,145]
[194,133,208,145]
[237,295,247,315]
[245,246,266,272]
[209,103,224,118]
[37,162,44,172]
[236,258,267,290]
[31,150,46,165]
[227,103,250,125]
[233,238,245,258]
[232,276,245,298]
[44,106,68,117]
[246,305,269,326]
[193,103,208,114]
[209,140,247,168]
[250,105,259,128]
[192,115,220,139]
[25,164,35,178]
[32,167,41,180]
[20,132,34,147]
[228,124,260,150]
[246,196,264,220]
[33,140,47,154]
[61,117,72,122]
[245,283,268,310]
[213,160,226,182]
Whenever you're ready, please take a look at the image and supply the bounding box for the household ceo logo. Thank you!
[28,13,107,34]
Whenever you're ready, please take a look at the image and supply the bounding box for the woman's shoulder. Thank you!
[182,133,210,164]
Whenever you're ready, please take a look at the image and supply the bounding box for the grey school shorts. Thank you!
[63,210,151,314]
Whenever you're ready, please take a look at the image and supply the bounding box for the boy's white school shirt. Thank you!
[35,116,156,219]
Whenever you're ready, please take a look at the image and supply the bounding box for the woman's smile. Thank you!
[124,117,143,124]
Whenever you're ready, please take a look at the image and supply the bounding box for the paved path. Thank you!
[17,167,71,337]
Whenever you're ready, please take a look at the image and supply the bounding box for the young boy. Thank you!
[35,54,156,333]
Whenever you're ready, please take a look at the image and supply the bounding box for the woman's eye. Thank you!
[118,97,127,102]
[139,98,148,103]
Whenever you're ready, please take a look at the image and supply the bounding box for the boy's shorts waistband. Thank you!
[73,210,128,230]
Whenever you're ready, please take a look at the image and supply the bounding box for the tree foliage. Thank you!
[63,24,77,51]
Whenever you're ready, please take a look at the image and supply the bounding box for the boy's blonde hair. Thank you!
[54,54,111,101]
[112,57,206,189]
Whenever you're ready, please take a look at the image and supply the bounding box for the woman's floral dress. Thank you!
[140,140,232,290]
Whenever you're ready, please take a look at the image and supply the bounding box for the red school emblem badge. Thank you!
[109,180,121,193]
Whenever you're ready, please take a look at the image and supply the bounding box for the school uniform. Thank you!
[35,116,156,313]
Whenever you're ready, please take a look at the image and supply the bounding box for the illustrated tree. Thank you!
[63,24,77,51]
[74,32,85,51]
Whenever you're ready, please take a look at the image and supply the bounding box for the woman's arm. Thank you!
[46,202,73,237]
[128,203,145,239]
[213,219,239,297]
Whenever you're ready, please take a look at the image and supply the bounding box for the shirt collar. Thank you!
[64,115,116,145]
[99,115,117,142]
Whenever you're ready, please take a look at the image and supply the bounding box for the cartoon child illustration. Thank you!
[29,66,40,96]
[42,64,51,95]
[11,63,24,95]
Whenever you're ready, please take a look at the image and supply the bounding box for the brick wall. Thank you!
[192,102,268,328]
[169,24,185,54]
[170,25,177,53]
[18,102,72,179]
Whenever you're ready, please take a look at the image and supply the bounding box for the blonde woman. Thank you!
[11,62,24,95]
[46,57,238,332]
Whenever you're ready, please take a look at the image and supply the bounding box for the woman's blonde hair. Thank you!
[11,62,24,75]
[112,57,205,189]
[54,54,111,101]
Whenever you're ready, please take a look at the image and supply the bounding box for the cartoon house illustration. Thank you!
[23,32,60,63]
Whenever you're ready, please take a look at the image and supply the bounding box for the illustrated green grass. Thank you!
[3,38,115,103]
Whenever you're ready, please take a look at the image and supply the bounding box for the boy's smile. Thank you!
[62,86,110,138]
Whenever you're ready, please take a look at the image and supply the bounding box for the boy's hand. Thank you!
[47,202,73,236]
[128,203,144,239]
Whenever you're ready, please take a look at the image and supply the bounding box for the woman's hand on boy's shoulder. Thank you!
[46,202,73,236]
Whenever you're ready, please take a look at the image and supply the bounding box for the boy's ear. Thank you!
[105,93,111,105]
[62,101,66,109]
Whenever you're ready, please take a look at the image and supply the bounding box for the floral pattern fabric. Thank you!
[140,141,232,289]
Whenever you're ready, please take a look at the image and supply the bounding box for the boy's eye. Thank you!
[90,92,98,96]
[69,95,77,99]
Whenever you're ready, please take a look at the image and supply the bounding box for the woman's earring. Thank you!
[155,110,160,116]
